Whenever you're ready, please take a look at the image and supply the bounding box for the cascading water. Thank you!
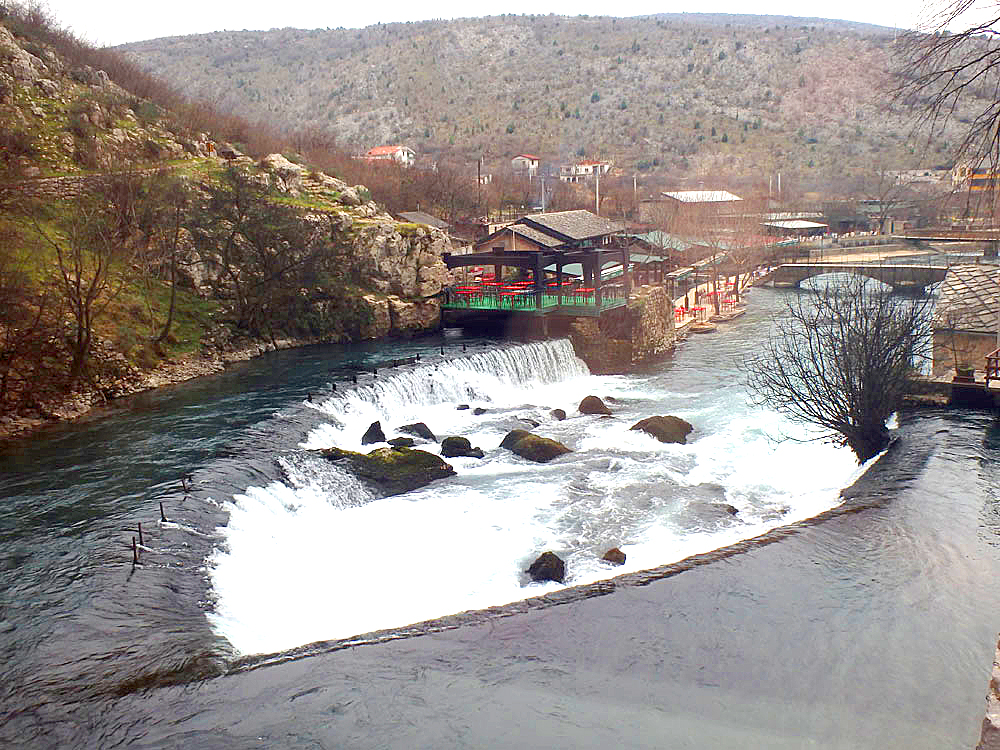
[207,338,871,656]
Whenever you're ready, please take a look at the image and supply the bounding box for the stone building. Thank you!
[932,265,1000,375]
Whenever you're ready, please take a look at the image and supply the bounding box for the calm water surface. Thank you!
[1,287,998,749]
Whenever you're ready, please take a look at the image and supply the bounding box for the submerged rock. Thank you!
[602,547,626,566]
[361,420,386,445]
[473,407,488,415]
[550,408,566,421]
[440,435,485,459]
[510,434,571,463]
[499,429,533,450]
[630,415,693,444]
[579,395,612,415]
[397,422,436,441]
[387,437,415,448]
[527,551,566,583]
[456,404,470,411]
[318,446,455,496]
[519,417,541,428]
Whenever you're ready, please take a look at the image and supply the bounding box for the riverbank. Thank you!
[0,334,356,444]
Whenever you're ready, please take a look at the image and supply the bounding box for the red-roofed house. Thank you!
[363,145,415,166]
[511,154,540,176]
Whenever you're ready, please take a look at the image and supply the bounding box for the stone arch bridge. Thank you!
[763,263,947,292]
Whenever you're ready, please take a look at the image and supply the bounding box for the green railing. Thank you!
[443,284,627,313]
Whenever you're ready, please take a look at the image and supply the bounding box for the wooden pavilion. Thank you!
[442,210,632,315]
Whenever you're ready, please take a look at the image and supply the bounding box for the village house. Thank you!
[511,154,540,177]
[362,145,415,166]
[638,189,743,226]
[558,160,612,183]
[932,264,1000,376]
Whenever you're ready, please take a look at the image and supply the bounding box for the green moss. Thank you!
[318,446,456,496]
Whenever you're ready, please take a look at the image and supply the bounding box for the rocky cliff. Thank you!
[569,286,676,374]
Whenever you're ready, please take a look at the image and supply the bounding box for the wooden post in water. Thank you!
[132,537,138,566]
[159,502,167,522]
[138,523,143,546]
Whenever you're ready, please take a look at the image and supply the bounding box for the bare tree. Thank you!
[897,5,1000,176]
[746,274,933,463]
[33,176,141,384]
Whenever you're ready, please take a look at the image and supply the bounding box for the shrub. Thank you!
[591,91,600,103]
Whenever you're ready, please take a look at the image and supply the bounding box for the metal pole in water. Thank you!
[159,502,167,522]
[132,537,138,566]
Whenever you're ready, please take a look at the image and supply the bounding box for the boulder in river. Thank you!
[500,429,533,450]
[630,415,693,444]
[579,395,612,415]
[473,407,488,415]
[550,408,566,421]
[397,422,436,441]
[519,417,541,428]
[387,437,415,448]
[456,404,470,411]
[510,434,571,463]
[361,420,386,445]
[602,547,626,566]
[318,446,455,496]
[527,551,566,583]
[440,436,485,459]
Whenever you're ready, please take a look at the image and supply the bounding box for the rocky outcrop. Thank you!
[398,422,436,441]
[630,415,693,444]
[509,434,571,463]
[499,429,533,450]
[602,547,626,565]
[440,436,484,459]
[978,636,1000,750]
[387,295,440,336]
[568,286,676,374]
[317,446,455,496]
[579,395,612,415]
[259,153,305,194]
[361,420,386,445]
[527,551,566,583]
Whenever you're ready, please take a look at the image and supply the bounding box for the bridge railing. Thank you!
[987,349,1000,386]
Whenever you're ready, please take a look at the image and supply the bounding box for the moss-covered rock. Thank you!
[318,446,455,496]
[630,415,693,444]
[440,435,484,459]
[499,429,532,450]
[509,434,571,463]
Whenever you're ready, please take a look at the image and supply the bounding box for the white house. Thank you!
[363,145,415,166]
[559,160,612,183]
[511,154,540,176]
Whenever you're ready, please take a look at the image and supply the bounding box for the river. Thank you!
[1,285,998,748]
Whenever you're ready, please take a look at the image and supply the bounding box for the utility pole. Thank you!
[595,172,600,216]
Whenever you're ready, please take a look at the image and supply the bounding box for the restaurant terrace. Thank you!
[441,210,634,317]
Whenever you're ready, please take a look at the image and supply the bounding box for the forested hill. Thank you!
[121,13,982,185]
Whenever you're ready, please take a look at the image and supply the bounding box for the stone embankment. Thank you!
[569,285,676,374]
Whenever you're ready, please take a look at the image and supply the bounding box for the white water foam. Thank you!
[207,339,877,655]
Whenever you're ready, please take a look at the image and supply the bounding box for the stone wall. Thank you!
[932,330,997,376]
[978,636,1000,750]
[569,285,676,374]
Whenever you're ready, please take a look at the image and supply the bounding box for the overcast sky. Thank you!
[37,0,957,47]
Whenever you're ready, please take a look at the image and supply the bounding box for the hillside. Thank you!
[120,13,985,186]
[0,8,451,434]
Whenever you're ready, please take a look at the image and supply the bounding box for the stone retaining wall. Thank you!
[1,169,168,201]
